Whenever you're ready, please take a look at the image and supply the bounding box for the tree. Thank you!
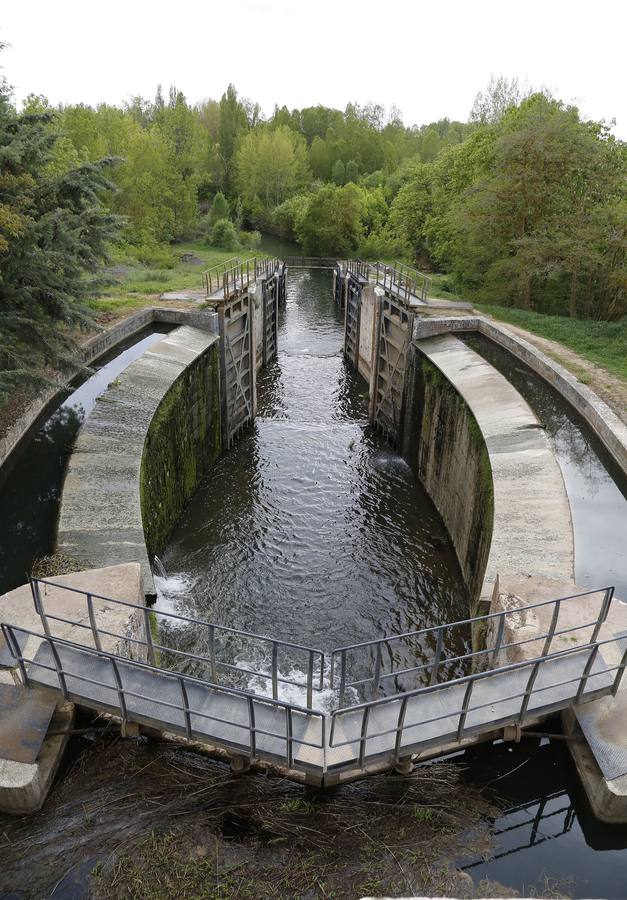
[470,75,524,125]
[296,184,364,255]
[331,159,345,185]
[345,159,359,183]
[218,84,248,191]
[208,191,229,226]
[209,217,239,250]
[0,62,121,400]
[235,125,310,210]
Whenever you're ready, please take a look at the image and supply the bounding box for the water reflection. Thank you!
[459,737,627,898]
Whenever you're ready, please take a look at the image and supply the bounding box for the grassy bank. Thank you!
[86,241,260,324]
[475,305,627,381]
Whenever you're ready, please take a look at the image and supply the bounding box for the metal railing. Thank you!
[330,587,615,706]
[328,636,627,769]
[2,625,325,773]
[30,578,325,708]
[342,259,432,304]
[202,256,242,296]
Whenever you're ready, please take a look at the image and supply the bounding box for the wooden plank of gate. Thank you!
[0,684,57,764]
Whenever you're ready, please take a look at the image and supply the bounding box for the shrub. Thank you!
[209,218,240,250]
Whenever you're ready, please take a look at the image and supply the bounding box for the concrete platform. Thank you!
[490,575,627,823]
[0,563,145,814]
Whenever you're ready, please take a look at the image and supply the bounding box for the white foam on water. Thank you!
[236,653,359,713]
[154,571,197,619]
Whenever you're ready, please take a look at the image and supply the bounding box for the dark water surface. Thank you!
[160,268,468,681]
[0,327,170,595]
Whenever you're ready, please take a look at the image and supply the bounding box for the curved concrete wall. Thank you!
[414,316,627,476]
[404,334,574,610]
[0,307,219,480]
[56,325,221,597]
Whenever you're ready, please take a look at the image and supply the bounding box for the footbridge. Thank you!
[2,579,625,787]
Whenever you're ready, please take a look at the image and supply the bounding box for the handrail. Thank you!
[30,577,325,708]
[2,624,326,773]
[330,586,614,706]
[3,622,624,778]
[328,635,627,760]
[341,259,432,305]
[202,256,242,296]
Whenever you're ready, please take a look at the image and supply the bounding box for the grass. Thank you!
[474,305,627,381]
[86,241,261,324]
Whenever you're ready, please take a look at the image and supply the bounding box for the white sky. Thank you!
[2,0,626,136]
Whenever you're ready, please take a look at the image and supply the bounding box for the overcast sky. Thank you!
[2,0,626,136]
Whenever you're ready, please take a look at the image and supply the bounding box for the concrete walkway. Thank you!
[0,563,144,814]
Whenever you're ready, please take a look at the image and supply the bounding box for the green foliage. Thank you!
[209,217,239,250]
[332,159,346,185]
[208,191,229,226]
[476,306,627,380]
[235,125,310,212]
[296,183,364,256]
[239,229,261,249]
[0,66,122,401]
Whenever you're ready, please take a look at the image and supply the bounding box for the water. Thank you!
[0,327,171,595]
[159,266,468,687]
[459,734,627,898]
[464,334,627,601]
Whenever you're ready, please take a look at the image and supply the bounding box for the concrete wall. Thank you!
[0,307,218,479]
[404,334,574,610]
[414,315,627,477]
[357,285,378,384]
[56,326,221,597]
[403,346,493,603]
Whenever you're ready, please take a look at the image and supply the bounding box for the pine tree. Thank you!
[0,57,122,401]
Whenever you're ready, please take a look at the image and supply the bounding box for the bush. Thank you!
[132,242,177,269]
[359,227,407,260]
[239,229,261,249]
[209,218,240,251]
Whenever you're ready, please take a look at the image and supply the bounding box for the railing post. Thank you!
[86,593,103,652]
[48,637,69,700]
[285,706,293,768]
[272,642,279,700]
[307,650,314,709]
[30,579,51,637]
[519,660,542,722]
[612,644,627,696]
[339,649,347,707]
[542,599,561,657]
[142,607,156,666]
[372,643,382,697]
[208,624,217,683]
[431,627,444,685]
[3,626,28,687]
[492,614,506,667]
[358,706,371,768]
[110,657,128,721]
[590,588,614,643]
[179,676,192,740]
[247,695,256,757]
[394,694,409,763]
[575,645,600,704]
[456,680,474,741]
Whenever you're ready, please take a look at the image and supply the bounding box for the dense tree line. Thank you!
[2,60,625,408]
[42,78,623,321]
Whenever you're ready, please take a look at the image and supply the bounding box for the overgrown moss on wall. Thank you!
[409,355,494,606]
[140,343,221,559]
